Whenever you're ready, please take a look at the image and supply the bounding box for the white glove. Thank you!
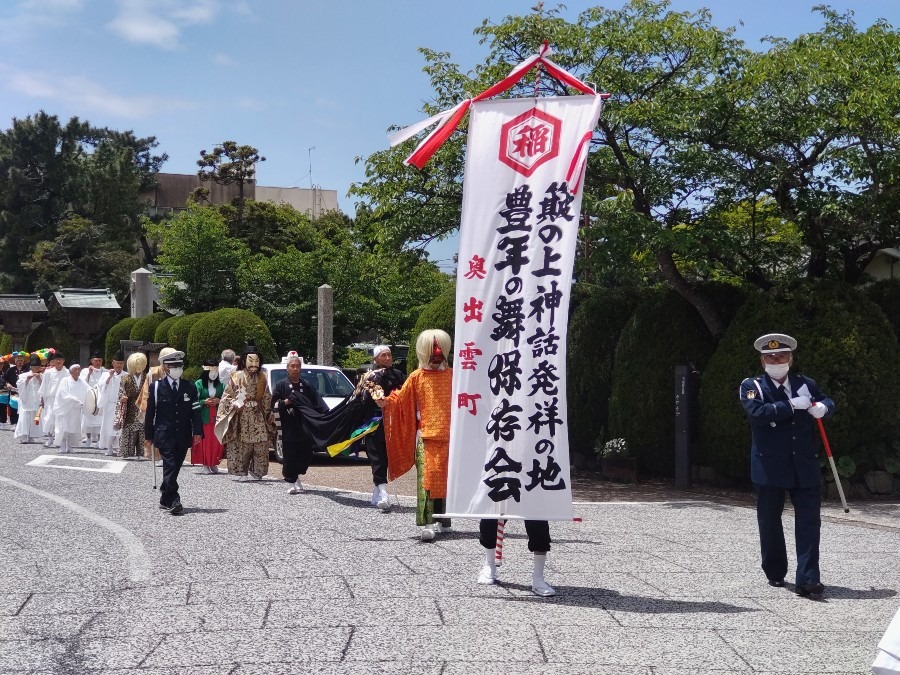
[790,396,811,410]
[808,402,827,419]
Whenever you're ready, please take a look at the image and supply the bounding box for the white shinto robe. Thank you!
[14,371,43,440]
[39,366,69,436]
[80,365,106,434]
[97,369,123,450]
[55,376,88,435]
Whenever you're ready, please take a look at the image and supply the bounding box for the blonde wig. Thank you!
[415,329,452,369]
[127,352,148,376]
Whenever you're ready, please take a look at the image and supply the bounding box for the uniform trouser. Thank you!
[159,442,189,508]
[281,439,312,483]
[755,483,821,586]
[479,519,551,553]
[367,425,388,485]
[8,404,17,425]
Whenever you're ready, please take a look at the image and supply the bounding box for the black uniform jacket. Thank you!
[739,372,835,489]
[144,377,203,450]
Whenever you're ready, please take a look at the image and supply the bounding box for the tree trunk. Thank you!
[656,249,726,339]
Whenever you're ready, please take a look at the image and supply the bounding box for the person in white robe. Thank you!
[218,348,237,383]
[79,351,107,447]
[55,364,88,454]
[39,352,69,448]
[14,354,44,444]
[98,353,125,456]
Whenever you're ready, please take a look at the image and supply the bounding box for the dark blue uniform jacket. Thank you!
[144,377,203,450]
[739,373,835,489]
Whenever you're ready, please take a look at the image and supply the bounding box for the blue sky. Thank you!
[1,1,897,271]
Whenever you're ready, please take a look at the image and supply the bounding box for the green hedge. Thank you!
[25,322,78,364]
[408,284,456,373]
[105,317,139,363]
[566,286,641,468]
[129,312,172,343]
[864,279,900,341]
[608,288,723,476]
[186,308,276,367]
[168,312,209,353]
[698,280,900,481]
[0,333,11,355]
[153,314,182,343]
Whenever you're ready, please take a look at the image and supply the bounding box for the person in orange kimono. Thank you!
[376,329,452,541]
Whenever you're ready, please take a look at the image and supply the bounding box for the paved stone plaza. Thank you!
[0,430,897,674]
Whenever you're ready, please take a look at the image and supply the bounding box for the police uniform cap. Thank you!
[754,333,797,354]
[159,350,185,366]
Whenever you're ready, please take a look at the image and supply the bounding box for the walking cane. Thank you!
[816,417,849,513]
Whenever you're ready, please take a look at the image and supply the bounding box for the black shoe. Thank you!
[796,582,825,597]
[767,578,785,587]
[170,501,183,515]
[158,503,171,511]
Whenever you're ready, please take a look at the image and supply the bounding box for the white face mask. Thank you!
[168,367,184,380]
[208,368,219,380]
[765,363,790,380]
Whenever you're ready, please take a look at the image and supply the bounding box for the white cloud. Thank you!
[0,0,85,41]
[237,97,266,111]
[212,53,234,66]
[106,0,220,50]
[0,64,195,119]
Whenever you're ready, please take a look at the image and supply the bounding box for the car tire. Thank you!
[273,436,284,464]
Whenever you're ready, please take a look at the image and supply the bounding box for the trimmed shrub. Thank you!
[25,322,78,363]
[105,317,139,363]
[566,286,641,468]
[182,365,203,384]
[607,288,721,476]
[129,312,172,343]
[186,308,276,367]
[864,279,900,341]
[698,280,900,482]
[408,284,456,374]
[0,333,11,355]
[168,312,208,353]
[153,314,181,344]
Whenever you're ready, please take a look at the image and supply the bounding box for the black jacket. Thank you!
[144,377,203,450]
[271,377,329,444]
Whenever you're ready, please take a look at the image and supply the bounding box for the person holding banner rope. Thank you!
[740,333,835,598]
[376,329,453,541]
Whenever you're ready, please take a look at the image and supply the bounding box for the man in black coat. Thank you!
[361,346,406,511]
[270,353,329,494]
[740,333,835,598]
[144,351,202,515]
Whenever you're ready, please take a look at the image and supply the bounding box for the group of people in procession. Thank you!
[0,327,837,599]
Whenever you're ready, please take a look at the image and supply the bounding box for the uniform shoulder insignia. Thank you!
[745,390,755,399]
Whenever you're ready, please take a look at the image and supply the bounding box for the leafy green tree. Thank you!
[147,207,248,314]
[196,141,265,234]
[218,199,319,255]
[23,215,139,300]
[0,111,165,291]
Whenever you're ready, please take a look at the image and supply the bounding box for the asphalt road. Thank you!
[0,428,898,674]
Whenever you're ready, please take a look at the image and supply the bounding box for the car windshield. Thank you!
[268,367,354,398]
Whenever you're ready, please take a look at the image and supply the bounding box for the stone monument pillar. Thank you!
[130,268,154,319]
[316,284,333,366]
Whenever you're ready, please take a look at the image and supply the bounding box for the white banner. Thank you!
[445,96,604,520]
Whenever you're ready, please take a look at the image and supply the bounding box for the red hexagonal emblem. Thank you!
[498,108,562,177]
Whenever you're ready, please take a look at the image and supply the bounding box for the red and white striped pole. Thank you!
[495,519,506,567]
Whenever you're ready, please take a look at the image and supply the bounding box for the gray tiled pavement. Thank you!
[0,432,897,674]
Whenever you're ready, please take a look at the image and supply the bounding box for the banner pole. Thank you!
[495,519,505,567]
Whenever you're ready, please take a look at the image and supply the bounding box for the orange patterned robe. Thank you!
[382,367,452,498]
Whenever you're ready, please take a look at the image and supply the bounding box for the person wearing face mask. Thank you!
[192,358,225,473]
[740,333,835,599]
[144,351,203,514]
[376,329,453,541]
[215,344,274,481]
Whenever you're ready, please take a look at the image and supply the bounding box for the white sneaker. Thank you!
[477,564,498,585]
[370,486,379,505]
[288,481,303,494]
[43,439,53,448]
[531,578,556,597]
[375,484,390,512]
[248,471,263,481]
[433,523,452,534]
[210,465,220,474]
[420,525,435,542]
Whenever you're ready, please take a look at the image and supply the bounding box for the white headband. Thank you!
[373,345,391,358]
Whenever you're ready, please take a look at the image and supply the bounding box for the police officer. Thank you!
[144,351,202,515]
[740,333,835,598]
